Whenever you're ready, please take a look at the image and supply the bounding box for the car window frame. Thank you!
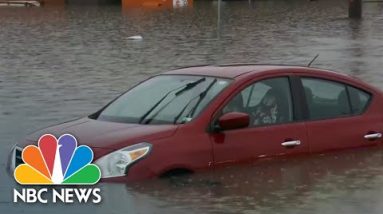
[346,85,373,115]
[296,75,373,122]
[208,74,304,132]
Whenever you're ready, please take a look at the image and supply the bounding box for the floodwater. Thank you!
[1,0,383,213]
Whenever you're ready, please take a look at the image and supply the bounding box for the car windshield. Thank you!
[97,75,231,124]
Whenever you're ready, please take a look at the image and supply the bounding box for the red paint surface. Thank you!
[20,66,383,182]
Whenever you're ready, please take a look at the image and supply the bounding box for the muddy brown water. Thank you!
[1,0,383,213]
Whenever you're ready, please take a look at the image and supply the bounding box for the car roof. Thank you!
[162,64,346,79]
[161,64,381,95]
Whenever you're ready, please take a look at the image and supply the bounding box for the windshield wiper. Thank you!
[139,77,206,124]
[173,78,217,124]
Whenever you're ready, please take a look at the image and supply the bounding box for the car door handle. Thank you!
[281,140,301,147]
[364,133,382,140]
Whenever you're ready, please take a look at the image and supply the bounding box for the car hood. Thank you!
[24,117,178,152]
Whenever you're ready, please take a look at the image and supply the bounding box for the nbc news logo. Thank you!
[13,134,102,204]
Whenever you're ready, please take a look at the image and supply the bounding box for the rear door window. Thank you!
[302,78,351,120]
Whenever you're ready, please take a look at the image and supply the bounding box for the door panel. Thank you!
[307,115,383,152]
[301,77,382,152]
[210,122,309,165]
[209,76,310,165]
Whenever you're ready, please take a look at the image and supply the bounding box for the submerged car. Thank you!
[8,65,383,182]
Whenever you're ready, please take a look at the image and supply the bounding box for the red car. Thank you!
[8,65,383,182]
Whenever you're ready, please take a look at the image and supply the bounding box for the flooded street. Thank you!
[1,0,383,213]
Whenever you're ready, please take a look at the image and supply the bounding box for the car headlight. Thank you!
[95,142,152,178]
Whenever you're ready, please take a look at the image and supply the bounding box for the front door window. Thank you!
[222,77,293,127]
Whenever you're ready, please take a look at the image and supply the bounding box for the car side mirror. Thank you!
[217,112,250,131]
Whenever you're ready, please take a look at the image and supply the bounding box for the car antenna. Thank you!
[307,54,319,67]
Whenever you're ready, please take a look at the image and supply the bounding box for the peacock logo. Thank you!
[14,134,101,185]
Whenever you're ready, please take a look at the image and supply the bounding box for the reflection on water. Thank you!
[1,0,383,213]
[122,0,192,10]
[128,147,383,213]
